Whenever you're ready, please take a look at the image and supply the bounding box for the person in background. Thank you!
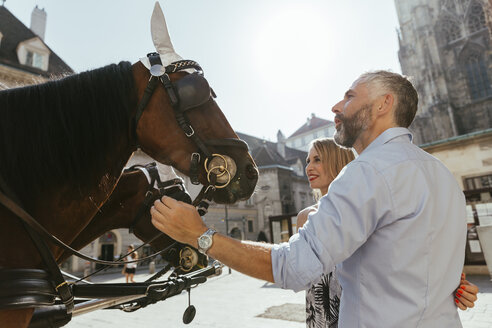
[298,137,479,327]
[122,244,138,283]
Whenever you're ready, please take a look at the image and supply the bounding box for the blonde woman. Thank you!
[297,138,478,328]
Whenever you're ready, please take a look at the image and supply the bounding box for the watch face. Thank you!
[198,235,212,250]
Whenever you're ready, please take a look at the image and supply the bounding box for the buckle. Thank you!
[185,125,195,137]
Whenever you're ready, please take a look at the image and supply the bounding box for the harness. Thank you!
[125,162,191,234]
[0,54,248,322]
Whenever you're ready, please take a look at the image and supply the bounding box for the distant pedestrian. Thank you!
[122,244,138,283]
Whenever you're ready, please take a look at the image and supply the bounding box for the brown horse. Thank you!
[60,165,208,272]
[0,59,257,327]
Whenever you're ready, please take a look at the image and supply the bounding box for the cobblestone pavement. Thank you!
[65,269,491,327]
[66,268,305,328]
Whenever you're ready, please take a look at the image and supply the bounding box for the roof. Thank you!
[420,128,492,149]
[288,114,333,138]
[0,6,73,76]
[237,132,307,175]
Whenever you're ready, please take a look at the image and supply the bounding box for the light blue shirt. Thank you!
[271,127,466,328]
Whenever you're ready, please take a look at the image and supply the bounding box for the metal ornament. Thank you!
[150,64,166,77]
[204,154,237,188]
[183,288,196,324]
[179,246,199,272]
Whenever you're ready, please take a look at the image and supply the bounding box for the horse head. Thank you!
[133,2,258,204]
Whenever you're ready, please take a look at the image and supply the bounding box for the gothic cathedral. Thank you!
[395,0,492,144]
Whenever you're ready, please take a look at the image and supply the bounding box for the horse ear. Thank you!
[150,2,182,62]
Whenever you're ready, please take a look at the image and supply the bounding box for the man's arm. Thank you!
[209,235,274,282]
[150,196,274,282]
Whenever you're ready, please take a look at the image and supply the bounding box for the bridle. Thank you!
[124,163,203,274]
[125,162,191,234]
[133,53,249,214]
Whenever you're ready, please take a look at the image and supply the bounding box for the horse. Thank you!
[0,4,258,327]
[60,163,208,273]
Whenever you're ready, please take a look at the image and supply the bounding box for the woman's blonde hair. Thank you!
[309,138,355,199]
[128,244,138,259]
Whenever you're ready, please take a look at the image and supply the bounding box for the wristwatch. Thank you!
[197,228,217,254]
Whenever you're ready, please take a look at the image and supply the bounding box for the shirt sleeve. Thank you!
[271,160,394,292]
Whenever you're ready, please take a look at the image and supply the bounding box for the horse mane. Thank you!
[0,61,137,199]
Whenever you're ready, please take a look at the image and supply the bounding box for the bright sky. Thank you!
[5,0,402,141]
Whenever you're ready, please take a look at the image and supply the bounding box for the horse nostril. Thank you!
[245,164,258,180]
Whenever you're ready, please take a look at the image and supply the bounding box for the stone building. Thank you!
[395,0,492,145]
[284,113,335,151]
[236,132,312,241]
[0,5,73,87]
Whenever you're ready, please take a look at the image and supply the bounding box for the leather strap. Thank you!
[0,176,74,313]
[0,269,56,309]
[133,76,159,145]
[0,189,164,266]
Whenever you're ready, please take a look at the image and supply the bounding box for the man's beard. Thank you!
[333,103,372,148]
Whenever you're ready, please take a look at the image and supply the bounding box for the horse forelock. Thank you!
[0,61,137,200]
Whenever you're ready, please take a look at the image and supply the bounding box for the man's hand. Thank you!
[151,196,208,247]
[152,196,275,283]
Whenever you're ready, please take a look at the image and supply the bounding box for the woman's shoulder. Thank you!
[298,205,317,218]
[297,205,318,229]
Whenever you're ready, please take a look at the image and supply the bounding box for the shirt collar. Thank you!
[360,127,413,155]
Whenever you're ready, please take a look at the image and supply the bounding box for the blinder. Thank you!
[172,73,212,112]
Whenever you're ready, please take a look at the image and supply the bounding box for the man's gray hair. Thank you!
[356,70,418,128]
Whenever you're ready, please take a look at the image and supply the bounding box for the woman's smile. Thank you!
[308,175,318,182]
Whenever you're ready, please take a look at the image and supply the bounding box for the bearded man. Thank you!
[151,70,467,327]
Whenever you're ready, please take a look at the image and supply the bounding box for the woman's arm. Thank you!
[455,272,479,310]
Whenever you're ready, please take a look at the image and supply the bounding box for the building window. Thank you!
[463,52,492,100]
[26,50,44,69]
[245,197,253,206]
[465,174,492,190]
[300,192,307,209]
[467,2,486,33]
[440,17,462,43]
[247,219,254,233]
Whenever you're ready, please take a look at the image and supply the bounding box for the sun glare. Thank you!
[254,4,332,92]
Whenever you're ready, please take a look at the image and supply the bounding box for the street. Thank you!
[65,268,492,328]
